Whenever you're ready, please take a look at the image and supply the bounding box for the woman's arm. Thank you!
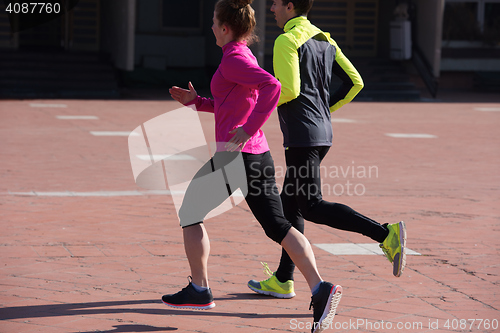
[220,53,281,137]
[169,82,215,113]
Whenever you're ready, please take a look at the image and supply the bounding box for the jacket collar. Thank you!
[283,16,307,32]
[222,40,247,53]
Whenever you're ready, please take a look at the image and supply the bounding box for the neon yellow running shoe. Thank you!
[247,262,295,298]
[380,221,407,277]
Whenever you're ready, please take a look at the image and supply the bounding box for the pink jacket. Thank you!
[187,41,281,154]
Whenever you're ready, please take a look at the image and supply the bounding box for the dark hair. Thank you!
[281,0,313,16]
[215,0,258,44]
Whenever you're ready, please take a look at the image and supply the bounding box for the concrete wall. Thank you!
[377,0,397,58]
[101,0,136,71]
[415,0,444,77]
[0,2,16,48]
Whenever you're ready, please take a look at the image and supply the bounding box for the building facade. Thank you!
[1,0,499,93]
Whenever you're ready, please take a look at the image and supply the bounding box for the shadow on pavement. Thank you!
[0,297,310,321]
[76,324,177,332]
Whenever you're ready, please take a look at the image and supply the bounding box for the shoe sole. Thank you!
[393,221,407,277]
[247,284,296,298]
[162,300,215,310]
[313,285,342,333]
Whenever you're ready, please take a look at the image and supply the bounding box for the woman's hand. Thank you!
[169,81,197,105]
[225,127,251,152]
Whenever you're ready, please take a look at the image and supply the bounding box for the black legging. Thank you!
[276,146,389,282]
[179,151,291,244]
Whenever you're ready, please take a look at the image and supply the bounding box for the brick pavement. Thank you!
[1,97,499,332]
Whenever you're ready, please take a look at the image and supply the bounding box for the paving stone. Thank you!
[1,98,499,332]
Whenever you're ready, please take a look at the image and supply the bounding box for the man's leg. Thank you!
[244,152,298,298]
[285,146,389,242]
[274,168,304,283]
[268,147,398,291]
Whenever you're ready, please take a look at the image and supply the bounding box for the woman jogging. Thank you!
[163,0,341,331]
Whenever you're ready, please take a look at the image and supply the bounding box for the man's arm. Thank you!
[329,46,364,112]
[273,35,300,106]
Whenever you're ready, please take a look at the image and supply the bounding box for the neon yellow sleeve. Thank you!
[329,46,364,112]
[273,35,300,106]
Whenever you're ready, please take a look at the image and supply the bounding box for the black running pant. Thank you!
[276,146,388,282]
[179,151,291,244]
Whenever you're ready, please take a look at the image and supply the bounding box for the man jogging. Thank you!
[248,0,407,301]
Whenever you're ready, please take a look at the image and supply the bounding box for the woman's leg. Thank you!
[163,152,241,309]
[163,222,215,310]
[243,152,342,329]
[280,227,321,290]
[242,152,322,291]
[178,152,241,286]
[183,223,210,288]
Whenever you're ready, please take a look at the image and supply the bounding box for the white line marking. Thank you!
[90,131,139,137]
[135,154,196,161]
[4,189,245,198]
[332,118,357,123]
[30,103,67,108]
[56,115,99,120]
[385,133,437,139]
[6,190,173,197]
[315,243,421,255]
[474,107,500,112]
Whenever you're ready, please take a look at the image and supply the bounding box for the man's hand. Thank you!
[225,127,251,152]
[169,81,197,105]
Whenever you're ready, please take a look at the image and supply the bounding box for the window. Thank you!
[443,0,500,46]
